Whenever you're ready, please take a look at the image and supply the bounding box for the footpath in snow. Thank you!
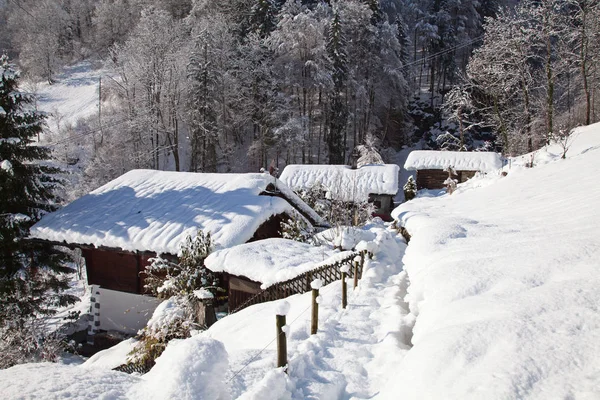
[383,123,600,399]
[208,225,411,399]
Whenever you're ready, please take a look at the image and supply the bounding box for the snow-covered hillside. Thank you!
[1,123,599,399]
[387,123,600,399]
[26,61,105,135]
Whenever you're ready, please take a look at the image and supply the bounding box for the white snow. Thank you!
[0,159,12,174]
[276,301,291,317]
[279,164,399,202]
[193,288,214,300]
[26,61,108,134]
[204,238,337,288]
[315,226,377,250]
[310,279,322,290]
[204,225,409,398]
[129,336,230,400]
[83,338,139,370]
[386,122,600,399]
[4,122,600,399]
[0,363,140,399]
[404,150,503,171]
[29,170,321,254]
[144,297,186,337]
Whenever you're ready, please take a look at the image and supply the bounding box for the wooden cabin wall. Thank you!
[82,248,171,294]
[82,248,140,294]
[416,169,450,190]
[416,169,477,189]
[459,171,476,182]
[249,214,287,242]
[227,275,262,312]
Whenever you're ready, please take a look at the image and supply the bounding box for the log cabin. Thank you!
[404,150,503,190]
[29,170,327,334]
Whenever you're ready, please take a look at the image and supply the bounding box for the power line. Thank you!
[401,35,485,71]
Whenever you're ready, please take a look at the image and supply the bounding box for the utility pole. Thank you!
[98,76,103,147]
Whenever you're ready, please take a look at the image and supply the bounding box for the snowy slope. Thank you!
[26,61,105,134]
[2,124,600,398]
[387,123,600,399]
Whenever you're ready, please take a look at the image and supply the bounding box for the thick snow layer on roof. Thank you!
[279,164,399,202]
[204,238,337,288]
[30,170,315,254]
[387,123,600,398]
[404,150,502,171]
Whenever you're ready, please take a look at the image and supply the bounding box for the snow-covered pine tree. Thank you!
[355,133,384,167]
[0,55,76,367]
[403,175,417,201]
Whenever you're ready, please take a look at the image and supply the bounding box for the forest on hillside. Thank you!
[1,0,599,191]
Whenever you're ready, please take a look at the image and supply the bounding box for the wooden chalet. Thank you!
[29,170,327,332]
[404,150,503,190]
[279,164,400,221]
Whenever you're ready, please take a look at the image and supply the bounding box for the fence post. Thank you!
[310,279,322,335]
[353,258,359,289]
[340,265,349,309]
[275,301,290,372]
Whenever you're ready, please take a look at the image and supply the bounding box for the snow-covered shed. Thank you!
[204,238,337,310]
[279,164,400,220]
[404,151,503,190]
[29,170,326,330]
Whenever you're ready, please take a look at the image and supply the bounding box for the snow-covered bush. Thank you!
[128,296,199,367]
[296,182,373,227]
[0,321,66,369]
[143,230,216,299]
[133,230,219,366]
[444,166,458,194]
[129,336,229,400]
[403,176,417,201]
[280,212,314,243]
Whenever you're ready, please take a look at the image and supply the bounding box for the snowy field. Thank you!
[386,123,600,399]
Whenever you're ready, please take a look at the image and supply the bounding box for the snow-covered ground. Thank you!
[0,225,411,399]
[2,122,600,399]
[25,61,106,135]
[386,123,600,399]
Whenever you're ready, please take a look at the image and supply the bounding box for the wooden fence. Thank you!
[231,250,371,314]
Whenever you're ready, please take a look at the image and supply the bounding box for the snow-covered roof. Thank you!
[30,170,323,254]
[404,150,503,172]
[204,238,337,288]
[279,164,399,202]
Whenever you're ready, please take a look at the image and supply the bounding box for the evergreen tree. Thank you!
[0,55,77,368]
[0,55,76,366]
[249,0,280,38]
[326,11,348,164]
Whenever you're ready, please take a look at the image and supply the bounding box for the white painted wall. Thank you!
[91,285,162,335]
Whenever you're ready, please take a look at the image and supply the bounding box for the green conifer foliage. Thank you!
[0,55,76,330]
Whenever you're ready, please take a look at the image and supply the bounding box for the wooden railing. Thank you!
[230,250,371,314]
